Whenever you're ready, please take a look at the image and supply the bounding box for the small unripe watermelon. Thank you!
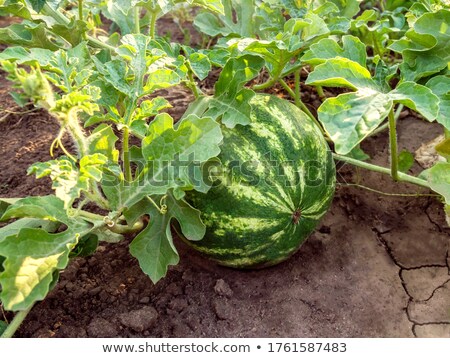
[184,94,336,268]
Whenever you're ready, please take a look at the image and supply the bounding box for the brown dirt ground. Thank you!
[0,13,449,338]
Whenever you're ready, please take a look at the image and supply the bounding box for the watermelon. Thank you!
[184,94,336,268]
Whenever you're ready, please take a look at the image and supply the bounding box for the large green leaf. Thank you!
[1,196,70,223]
[194,0,255,37]
[102,113,223,210]
[301,35,367,67]
[426,76,450,131]
[307,55,440,155]
[389,10,450,81]
[126,193,205,283]
[318,90,393,155]
[0,21,59,50]
[0,0,32,18]
[203,55,264,128]
[0,196,92,310]
[305,58,376,91]
[389,82,439,121]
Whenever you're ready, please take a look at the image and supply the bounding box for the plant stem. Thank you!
[42,3,116,52]
[149,11,158,38]
[66,110,89,157]
[79,210,105,221]
[134,7,140,34]
[187,72,200,99]
[294,69,301,107]
[123,127,132,182]
[316,85,325,99]
[89,183,110,210]
[78,0,83,20]
[1,305,34,338]
[108,220,145,235]
[388,108,399,181]
[184,61,202,99]
[332,153,430,189]
[253,76,279,91]
[278,79,324,133]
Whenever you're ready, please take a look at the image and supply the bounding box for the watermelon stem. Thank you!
[0,304,34,338]
[332,153,429,189]
[388,107,400,182]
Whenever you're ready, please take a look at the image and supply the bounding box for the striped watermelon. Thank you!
[184,94,336,268]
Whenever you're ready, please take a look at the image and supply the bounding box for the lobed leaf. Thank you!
[389,82,439,121]
[204,55,264,128]
[0,196,92,310]
[301,35,367,67]
[126,193,205,283]
[389,10,450,81]
[102,113,223,210]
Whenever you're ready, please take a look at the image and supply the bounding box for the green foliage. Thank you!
[398,150,414,173]
[305,47,439,154]
[125,193,205,282]
[0,320,7,335]
[389,9,450,81]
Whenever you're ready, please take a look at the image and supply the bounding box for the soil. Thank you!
[1,15,450,339]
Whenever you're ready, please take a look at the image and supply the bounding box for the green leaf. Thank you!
[389,82,439,121]
[318,90,393,155]
[327,0,362,18]
[435,137,450,159]
[88,124,120,163]
[28,155,108,209]
[0,0,33,18]
[427,162,450,204]
[126,192,205,283]
[0,196,91,310]
[103,113,223,210]
[301,35,367,67]
[0,21,59,50]
[1,195,69,223]
[426,76,450,131]
[204,55,264,128]
[116,34,149,99]
[398,150,415,173]
[305,58,377,91]
[0,321,7,336]
[0,227,84,310]
[389,10,450,81]
[0,198,17,218]
[347,146,370,161]
[0,218,56,241]
[70,234,99,258]
[194,0,255,37]
[189,52,212,81]
[52,19,88,47]
[29,0,47,12]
